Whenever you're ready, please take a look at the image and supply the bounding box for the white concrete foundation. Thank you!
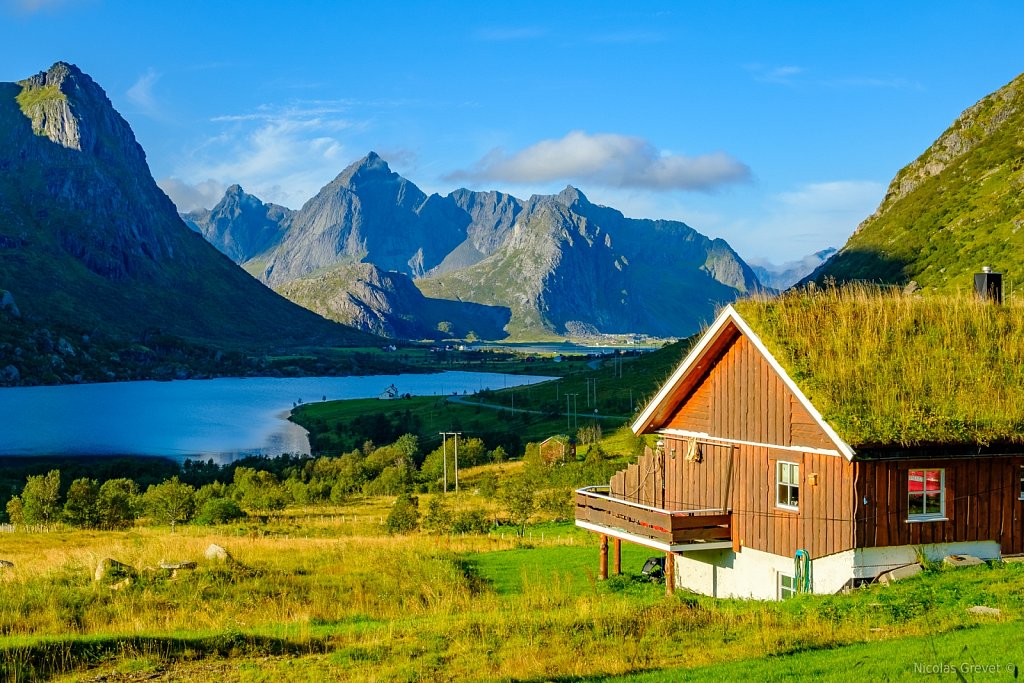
[672,540,1002,600]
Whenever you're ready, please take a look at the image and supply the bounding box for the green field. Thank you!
[1,503,1021,682]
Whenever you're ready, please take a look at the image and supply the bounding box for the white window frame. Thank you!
[907,468,945,521]
[775,461,800,511]
[778,572,796,600]
[1019,465,1024,501]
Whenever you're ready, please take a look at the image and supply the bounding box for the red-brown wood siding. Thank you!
[854,457,1024,555]
[665,333,834,452]
[638,330,855,558]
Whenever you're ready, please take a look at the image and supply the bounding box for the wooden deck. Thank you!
[575,486,731,547]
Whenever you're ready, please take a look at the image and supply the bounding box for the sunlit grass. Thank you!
[735,285,1024,447]
[2,503,1023,681]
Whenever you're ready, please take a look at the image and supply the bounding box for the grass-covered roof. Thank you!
[733,286,1024,449]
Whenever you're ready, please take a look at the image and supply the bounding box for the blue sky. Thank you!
[3,1,1023,264]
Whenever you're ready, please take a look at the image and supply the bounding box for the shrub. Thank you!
[385,494,419,534]
[194,497,246,525]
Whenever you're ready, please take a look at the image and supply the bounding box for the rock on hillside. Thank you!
[806,72,1024,289]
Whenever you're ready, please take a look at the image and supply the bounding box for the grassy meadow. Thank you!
[1,487,1023,681]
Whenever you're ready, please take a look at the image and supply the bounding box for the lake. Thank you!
[0,372,551,462]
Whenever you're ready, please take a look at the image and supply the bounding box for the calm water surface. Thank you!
[0,372,551,462]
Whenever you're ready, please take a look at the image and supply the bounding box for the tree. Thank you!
[5,496,24,525]
[63,477,100,528]
[385,493,419,534]
[501,472,539,537]
[20,469,61,525]
[144,476,196,527]
[422,495,452,534]
[97,478,139,529]
[233,467,288,515]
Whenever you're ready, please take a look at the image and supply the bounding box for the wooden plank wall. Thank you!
[609,447,665,509]
[855,456,1024,556]
[665,333,834,452]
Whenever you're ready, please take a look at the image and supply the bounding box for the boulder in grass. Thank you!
[943,554,985,568]
[204,544,231,561]
[95,558,136,583]
[967,605,1001,617]
[0,559,13,569]
[877,563,923,584]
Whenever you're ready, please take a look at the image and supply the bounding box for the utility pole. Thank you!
[565,394,578,433]
[440,431,463,494]
[439,432,448,493]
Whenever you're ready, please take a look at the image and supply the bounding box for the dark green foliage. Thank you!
[385,493,419,534]
[233,467,288,515]
[62,478,100,528]
[96,478,139,529]
[194,497,246,525]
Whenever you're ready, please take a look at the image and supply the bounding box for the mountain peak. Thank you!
[333,151,395,188]
[16,60,142,167]
[555,185,590,207]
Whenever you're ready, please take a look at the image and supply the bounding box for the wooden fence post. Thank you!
[599,535,608,580]
[612,538,621,575]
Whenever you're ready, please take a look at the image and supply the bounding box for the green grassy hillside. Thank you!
[809,72,1024,295]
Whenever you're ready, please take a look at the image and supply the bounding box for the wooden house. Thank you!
[575,292,1024,599]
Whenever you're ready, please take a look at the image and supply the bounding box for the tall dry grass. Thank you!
[735,285,1024,446]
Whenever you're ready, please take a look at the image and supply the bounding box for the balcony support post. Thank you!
[612,538,621,575]
[599,534,608,580]
[665,551,675,596]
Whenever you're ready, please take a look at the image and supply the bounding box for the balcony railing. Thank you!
[575,486,731,547]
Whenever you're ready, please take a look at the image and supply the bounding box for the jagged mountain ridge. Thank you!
[192,155,761,339]
[183,184,292,264]
[806,72,1024,289]
[0,62,373,373]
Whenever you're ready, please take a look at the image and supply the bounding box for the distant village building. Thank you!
[576,291,1024,600]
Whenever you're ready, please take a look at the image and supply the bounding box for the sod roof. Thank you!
[732,286,1024,449]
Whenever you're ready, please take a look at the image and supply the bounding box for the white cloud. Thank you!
[125,68,165,119]
[165,104,360,209]
[157,177,226,214]
[447,131,750,192]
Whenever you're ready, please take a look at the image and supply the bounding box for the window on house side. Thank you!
[778,573,796,600]
[1019,465,1023,501]
[776,461,799,510]
[908,468,944,520]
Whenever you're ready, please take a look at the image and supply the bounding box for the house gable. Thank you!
[633,306,854,459]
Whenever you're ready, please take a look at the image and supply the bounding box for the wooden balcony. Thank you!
[575,486,732,550]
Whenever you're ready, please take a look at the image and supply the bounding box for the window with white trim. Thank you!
[778,573,796,600]
[776,461,799,510]
[908,468,945,520]
[1019,465,1023,501]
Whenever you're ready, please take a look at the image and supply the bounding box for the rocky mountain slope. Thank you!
[0,62,374,384]
[806,72,1024,290]
[194,155,760,339]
